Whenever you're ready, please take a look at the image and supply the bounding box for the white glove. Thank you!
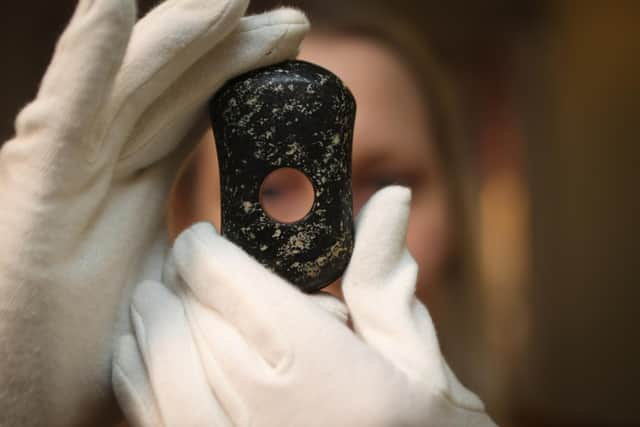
[0,0,308,425]
[113,186,498,427]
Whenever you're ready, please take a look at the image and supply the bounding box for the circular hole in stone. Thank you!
[260,168,315,223]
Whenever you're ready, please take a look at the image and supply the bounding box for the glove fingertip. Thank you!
[356,185,411,228]
[350,186,412,267]
[265,7,310,26]
[172,222,218,275]
[238,7,310,58]
[244,6,309,28]
[276,8,310,56]
[174,222,218,250]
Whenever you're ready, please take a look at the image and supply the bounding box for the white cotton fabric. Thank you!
[0,1,308,425]
[113,186,498,427]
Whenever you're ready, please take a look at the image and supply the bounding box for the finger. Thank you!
[130,280,231,427]
[122,0,247,98]
[350,185,413,279]
[115,7,309,176]
[180,291,268,426]
[95,0,248,161]
[161,251,180,294]
[112,335,164,427]
[173,222,305,370]
[167,251,274,388]
[342,186,444,375]
[14,0,135,143]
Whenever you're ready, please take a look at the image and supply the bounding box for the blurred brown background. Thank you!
[1,1,639,426]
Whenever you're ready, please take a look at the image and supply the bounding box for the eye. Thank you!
[260,184,284,200]
[259,168,315,223]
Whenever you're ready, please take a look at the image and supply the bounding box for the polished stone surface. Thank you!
[210,60,356,292]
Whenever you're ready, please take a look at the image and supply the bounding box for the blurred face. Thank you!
[169,34,453,309]
[301,35,454,303]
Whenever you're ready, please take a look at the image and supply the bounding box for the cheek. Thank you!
[194,132,222,229]
[406,188,453,290]
[168,131,221,241]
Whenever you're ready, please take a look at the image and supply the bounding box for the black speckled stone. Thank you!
[209,60,356,293]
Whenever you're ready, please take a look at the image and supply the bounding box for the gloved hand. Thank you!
[0,1,308,425]
[113,186,498,427]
